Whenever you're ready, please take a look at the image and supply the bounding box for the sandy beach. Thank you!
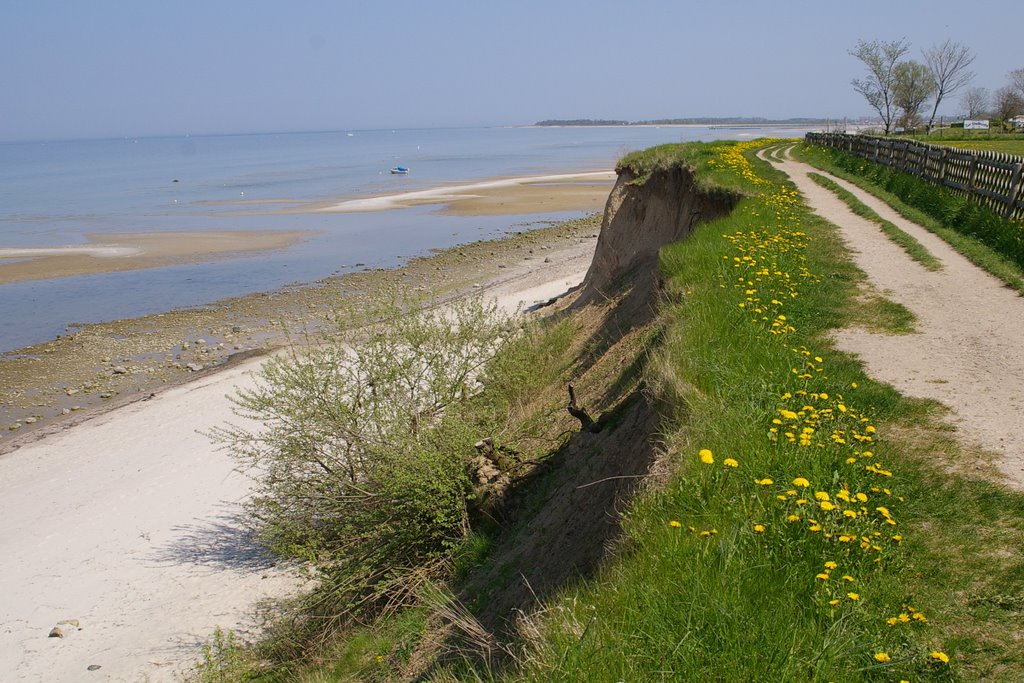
[0,204,601,681]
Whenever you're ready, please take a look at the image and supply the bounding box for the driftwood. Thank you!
[567,384,603,433]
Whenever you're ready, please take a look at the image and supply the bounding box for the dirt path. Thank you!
[761,145,1024,488]
[0,238,596,683]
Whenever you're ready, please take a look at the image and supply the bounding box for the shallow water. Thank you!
[0,126,812,351]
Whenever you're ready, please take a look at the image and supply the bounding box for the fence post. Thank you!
[1005,162,1023,219]
[938,148,949,183]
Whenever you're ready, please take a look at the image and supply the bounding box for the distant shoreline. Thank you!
[531,119,833,128]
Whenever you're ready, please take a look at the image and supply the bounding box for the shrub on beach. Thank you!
[209,292,515,615]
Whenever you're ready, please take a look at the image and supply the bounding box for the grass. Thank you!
[903,130,1024,157]
[793,143,1024,296]
[806,171,943,271]
[498,141,1024,681]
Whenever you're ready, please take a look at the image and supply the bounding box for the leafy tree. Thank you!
[850,38,910,134]
[922,39,975,130]
[893,60,937,130]
[960,86,990,119]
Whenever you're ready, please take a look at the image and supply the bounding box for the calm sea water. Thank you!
[0,126,811,351]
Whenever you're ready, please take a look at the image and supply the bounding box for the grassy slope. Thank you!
[503,141,1024,682]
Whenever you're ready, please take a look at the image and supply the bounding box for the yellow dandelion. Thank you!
[723,458,739,468]
[699,449,714,464]
[847,592,860,601]
[930,651,950,664]
[873,652,890,663]
[668,520,682,528]
[792,477,810,488]
[753,524,766,534]
[815,572,830,581]
[824,561,838,569]
[754,477,774,485]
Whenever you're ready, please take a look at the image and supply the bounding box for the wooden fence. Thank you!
[805,132,1024,222]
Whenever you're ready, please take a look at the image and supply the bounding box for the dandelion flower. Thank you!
[723,458,739,468]
[753,524,766,534]
[930,651,950,664]
[815,572,830,580]
[792,477,810,488]
[847,592,860,601]
[873,652,890,663]
[668,520,682,528]
[699,449,714,464]
[824,561,838,569]
[754,477,774,485]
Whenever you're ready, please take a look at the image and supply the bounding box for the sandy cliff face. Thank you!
[579,165,739,302]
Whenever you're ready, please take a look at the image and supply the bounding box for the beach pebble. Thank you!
[544,257,551,263]
[196,339,206,345]
[8,424,20,431]
[99,392,114,399]
[62,408,71,415]
[186,363,204,372]
[112,366,129,375]
[87,665,102,671]
[231,326,242,333]
[24,416,38,424]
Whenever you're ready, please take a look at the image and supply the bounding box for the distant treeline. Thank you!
[535,117,827,126]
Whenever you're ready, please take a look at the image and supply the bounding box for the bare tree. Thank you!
[923,40,975,130]
[993,86,1024,123]
[960,86,990,119]
[1010,68,1024,98]
[850,38,910,134]
[894,60,937,130]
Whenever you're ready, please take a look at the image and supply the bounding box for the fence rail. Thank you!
[805,133,1024,222]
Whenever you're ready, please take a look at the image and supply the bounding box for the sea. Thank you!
[0,125,813,352]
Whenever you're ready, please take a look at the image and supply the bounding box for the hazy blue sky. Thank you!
[2,0,1021,141]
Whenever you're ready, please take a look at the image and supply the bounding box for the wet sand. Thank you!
[0,172,614,285]
[0,230,314,285]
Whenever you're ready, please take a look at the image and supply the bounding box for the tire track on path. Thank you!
[762,145,1024,488]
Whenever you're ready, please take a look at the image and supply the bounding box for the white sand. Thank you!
[0,246,141,259]
[0,237,597,682]
[317,172,616,212]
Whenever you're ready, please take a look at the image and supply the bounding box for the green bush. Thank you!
[210,292,514,613]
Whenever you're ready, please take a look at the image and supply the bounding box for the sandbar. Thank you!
[0,230,313,285]
[314,171,616,215]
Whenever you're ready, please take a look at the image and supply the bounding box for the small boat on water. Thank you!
[390,166,409,175]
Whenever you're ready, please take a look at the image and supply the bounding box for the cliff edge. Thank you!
[578,163,739,304]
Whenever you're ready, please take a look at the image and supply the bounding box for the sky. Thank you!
[2,0,1021,142]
